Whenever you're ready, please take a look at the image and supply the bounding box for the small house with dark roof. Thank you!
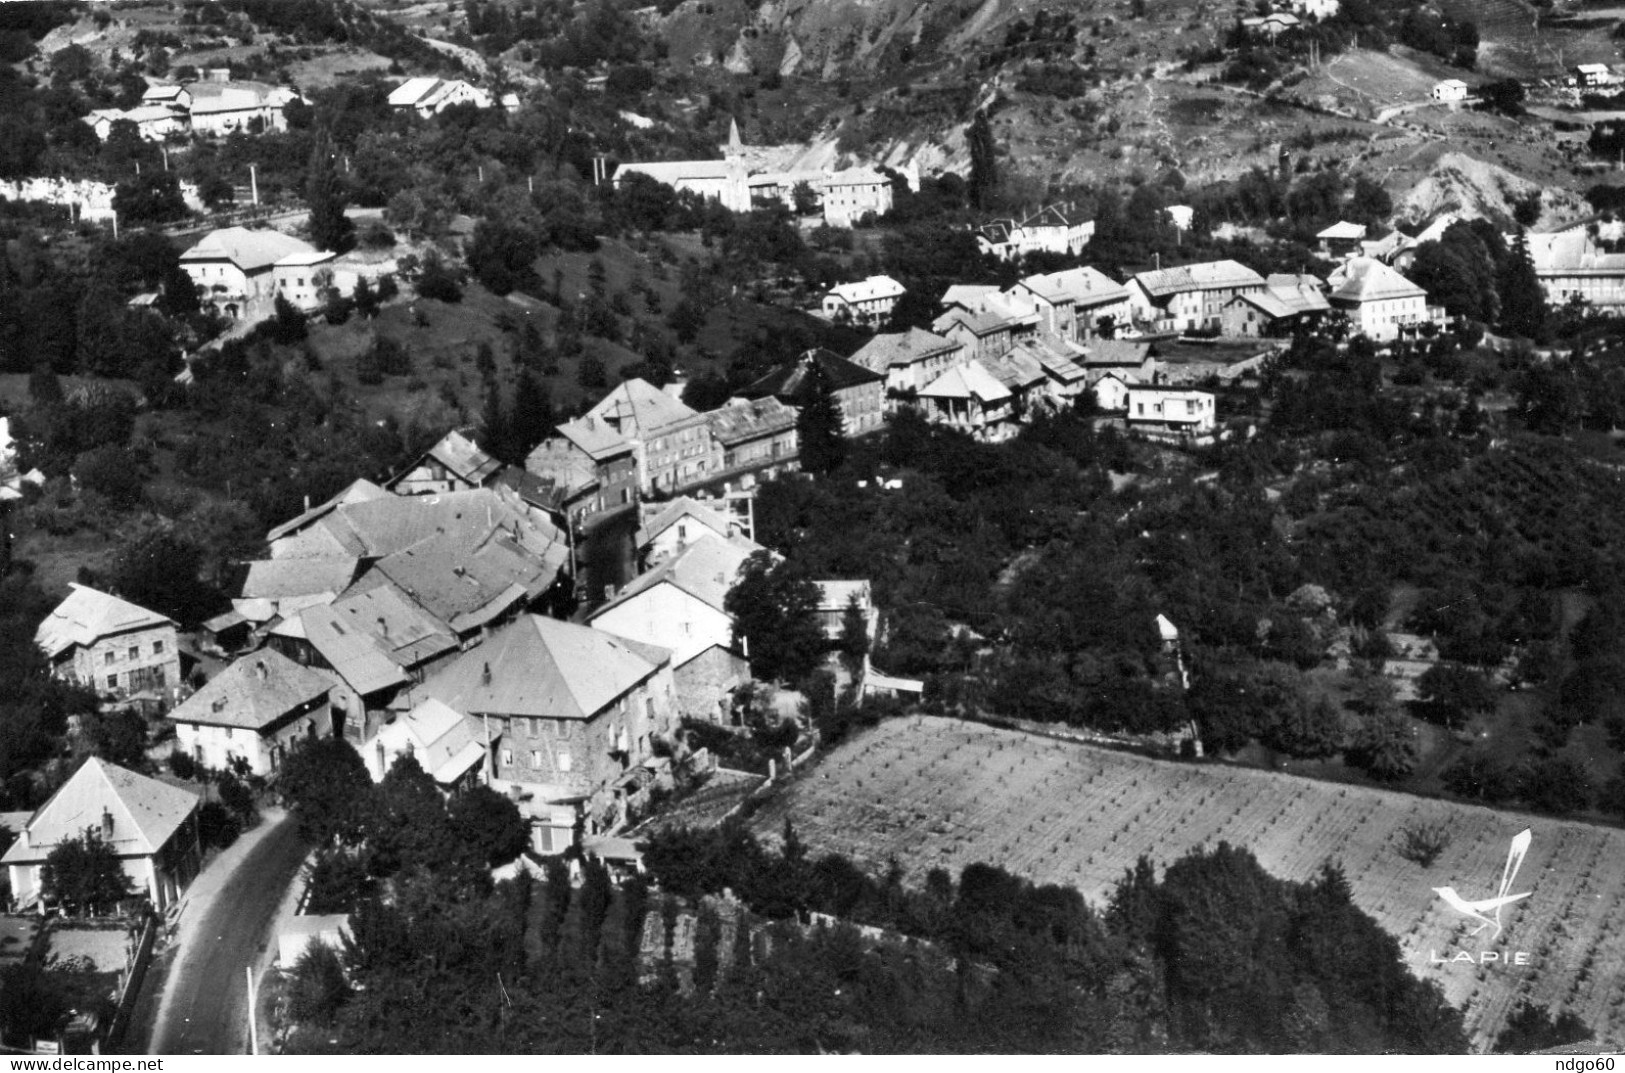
[35,584,180,700]
[739,348,886,438]
[702,396,800,485]
[388,430,501,497]
[423,616,679,844]
[166,650,333,776]
[589,535,755,723]
[3,758,201,912]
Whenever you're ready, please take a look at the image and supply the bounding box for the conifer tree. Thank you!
[1499,229,1547,340]
[968,109,999,211]
[796,359,846,475]
[306,127,355,255]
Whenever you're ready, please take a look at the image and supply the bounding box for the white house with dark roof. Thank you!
[1128,260,1267,333]
[588,534,754,723]
[35,584,180,699]
[179,226,330,321]
[2,758,201,912]
[166,649,333,776]
[1326,257,1443,342]
[424,615,678,847]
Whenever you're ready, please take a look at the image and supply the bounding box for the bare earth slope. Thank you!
[751,715,1625,1052]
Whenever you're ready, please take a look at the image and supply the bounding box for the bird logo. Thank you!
[1432,829,1533,941]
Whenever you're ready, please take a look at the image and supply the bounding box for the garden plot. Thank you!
[751,715,1625,1051]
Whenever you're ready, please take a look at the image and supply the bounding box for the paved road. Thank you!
[150,814,306,1055]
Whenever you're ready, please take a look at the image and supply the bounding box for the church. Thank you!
[611,119,752,213]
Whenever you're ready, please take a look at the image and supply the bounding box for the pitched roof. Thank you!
[586,378,699,438]
[266,478,389,543]
[1132,260,1266,299]
[940,284,1001,310]
[550,416,635,462]
[640,496,739,546]
[1525,231,1625,275]
[703,396,798,445]
[35,584,174,659]
[237,558,362,601]
[740,348,883,403]
[1327,257,1427,302]
[826,275,904,305]
[286,487,566,563]
[167,649,330,731]
[1082,339,1153,366]
[615,160,736,186]
[931,308,1010,338]
[396,430,501,488]
[980,350,1047,391]
[290,604,411,696]
[327,584,460,669]
[593,533,752,618]
[372,698,484,785]
[1013,335,1087,382]
[180,226,320,273]
[424,616,670,720]
[356,529,546,635]
[847,328,961,374]
[919,362,1011,404]
[0,758,199,865]
[388,76,443,107]
[1317,220,1368,241]
[1021,202,1092,229]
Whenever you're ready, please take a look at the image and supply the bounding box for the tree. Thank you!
[278,736,374,845]
[1415,663,1496,729]
[791,181,820,216]
[837,593,870,677]
[41,827,131,914]
[306,127,356,255]
[1493,1002,1592,1053]
[468,219,542,296]
[724,551,826,682]
[109,528,219,627]
[1499,230,1546,340]
[796,361,846,476]
[112,172,187,225]
[449,785,529,868]
[352,276,379,319]
[967,109,999,211]
[286,940,350,1026]
[1347,710,1417,780]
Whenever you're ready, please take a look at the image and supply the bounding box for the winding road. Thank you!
[148,813,307,1055]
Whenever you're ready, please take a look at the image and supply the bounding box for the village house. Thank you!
[35,584,180,700]
[361,697,485,791]
[739,348,887,438]
[588,535,755,724]
[918,360,1020,441]
[637,495,756,568]
[816,168,895,226]
[186,81,305,136]
[179,226,334,322]
[263,478,389,555]
[848,327,967,402]
[1577,63,1612,88]
[1523,230,1625,309]
[231,556,361,628]
[702,396,800,487]
[1326,257,1444,342]
[1241,12,1302,36]
[423,615,679,850]
[1316,221,1368,258]
[813,580,877,642]
[1092,372,1134,413]
[821,275,906,323]
[2,758,201,913]
[1125,386,1217,441]
[526,418,635,524]
[387,430,501,497]
[1010,334,1091,401]
[1127,260,1268,334]
[1079,338,1159,391]
[1010,267,1130,342]
[167,650,333,777]
[83,105,189,142]
[1217,273,1331,337]
[931,306,1023,362]
[584,379,723,495]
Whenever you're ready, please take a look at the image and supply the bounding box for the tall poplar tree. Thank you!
[306,127,355,255]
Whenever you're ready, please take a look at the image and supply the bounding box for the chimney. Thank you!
[481,662,492,686]
[255,659,268,681]
[101,808,114,841]
[377,616,389,642]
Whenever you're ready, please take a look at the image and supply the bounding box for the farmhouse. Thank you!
[179,226,333,321]
[35,584,180,700]
[1431,79,1469,102]
[822,275,906,323]
[1577,63,1612,87]
[527,417,636,522]
[740,348,887,438]
[167,650,333,777]
[1127,260,1267,334]
[974,202,1095,260]
[1011,267,1132,342]
[1316,221,1368,257]
[1218,274,1331,337]
[83,105,188,142]
[387,77,498,118]
[422,615,679,844]
[918,360,1018,441]
[1326,257,1444,342]
[186,82,304,136]
[637,495,757,567]
[2,758,201,912]
[588,534,754,723]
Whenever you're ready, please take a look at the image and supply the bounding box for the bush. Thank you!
[197,800,241,849]
[167,750,197,780]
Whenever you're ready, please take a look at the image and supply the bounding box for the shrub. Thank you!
[197,800,241,849]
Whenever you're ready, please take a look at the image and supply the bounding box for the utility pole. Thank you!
[246,965,259,1055]
[250,163,259,206]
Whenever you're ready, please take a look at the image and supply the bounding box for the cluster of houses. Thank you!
[385,77,520,118]
[612,120,901,228]
[15,419,885,896]
[85,71,306,142]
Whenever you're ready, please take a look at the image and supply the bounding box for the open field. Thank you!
[752,715,1625,1051]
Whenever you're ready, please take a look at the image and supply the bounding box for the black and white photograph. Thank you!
[0,0,1619,1057]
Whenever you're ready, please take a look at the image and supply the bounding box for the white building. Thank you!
[2,758,201,913]
[180,226,331,321]
[187,82,304,136]
[387,77,497,118]
[1577,63,1612,87]
[34,584,180,699]
[1125,386,1216,440]
[362,697,485,790]
[83,105,189,142]
[1326,257,1444,342]
[167,650,333,777]
[1431,79,1469,102]
[822,275,905,322]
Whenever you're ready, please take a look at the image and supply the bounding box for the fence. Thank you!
[101,913,157,1053]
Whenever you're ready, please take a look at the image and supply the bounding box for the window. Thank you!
[105,651,115,666]
[557,751,572,773]
[530,750,543,766]
[107,673,118,689]
[153,640,165,655]
[501,749,513,766]
[645,697,656,720]
[129,646,140,661]
[529,718,539,737]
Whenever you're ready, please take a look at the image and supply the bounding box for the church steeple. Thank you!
[723,116,743,160]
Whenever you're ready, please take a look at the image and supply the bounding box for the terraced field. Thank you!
[751,715,1625,1051]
